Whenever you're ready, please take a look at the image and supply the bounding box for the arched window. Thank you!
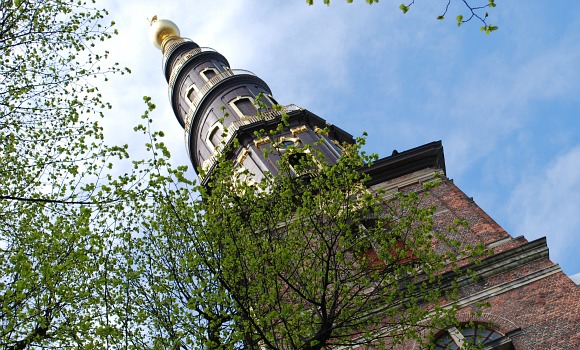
[206,123,224,151]
[434,325,505,349]
[185,83,198,104]
[279,140,295,149]
[286,149,320,177]
[274,137,301,151]
[200,67,218,82]
[229,96,257,118]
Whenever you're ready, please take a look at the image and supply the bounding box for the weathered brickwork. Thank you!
[458,272,580,350]
[429,178,512,247]
[388,175,580,349]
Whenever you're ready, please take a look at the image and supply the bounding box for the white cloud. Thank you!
[508,146,580,275]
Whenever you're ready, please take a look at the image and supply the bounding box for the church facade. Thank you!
[149,18,580,349]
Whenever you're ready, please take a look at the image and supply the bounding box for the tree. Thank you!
[0,1,135,348]
[128,118,486,349]
[306,0,499,34]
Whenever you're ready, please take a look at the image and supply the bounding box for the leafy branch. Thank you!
[307,0,499,33]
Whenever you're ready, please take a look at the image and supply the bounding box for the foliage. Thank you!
[0,0,134,348]
[129,114,486,349]
[307,0,499,33]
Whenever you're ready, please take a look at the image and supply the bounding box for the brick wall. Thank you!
[380,174,580,349]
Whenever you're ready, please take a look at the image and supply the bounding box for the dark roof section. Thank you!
[362,141,446,186]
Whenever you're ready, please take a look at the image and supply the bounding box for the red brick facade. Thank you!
[379,170,580,350]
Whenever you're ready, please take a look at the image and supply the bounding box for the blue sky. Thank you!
[100,1,580,276]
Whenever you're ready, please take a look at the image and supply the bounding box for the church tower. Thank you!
[150,18,580,350]
[149,17,352,186]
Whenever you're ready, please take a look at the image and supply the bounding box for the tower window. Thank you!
[185,84,198,103]
[280,140,296,149]
[434,325,505,349]
[267,94,279,105]
[206,123,224,150]
[209,127,221,147]
[230,97,257,117]
[274,137,301,151]
[201,68,218,82]
[288,153,306,168]
[287,150,319,177]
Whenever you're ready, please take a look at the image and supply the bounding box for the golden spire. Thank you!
[149,16,181,51]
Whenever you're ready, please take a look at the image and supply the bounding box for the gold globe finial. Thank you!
[149,16,180,50]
